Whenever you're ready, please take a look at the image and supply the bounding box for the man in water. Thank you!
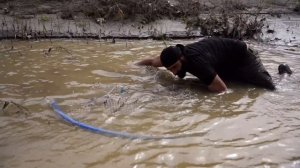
[136,37,276,93]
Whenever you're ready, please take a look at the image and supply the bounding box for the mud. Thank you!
[0,0,299,41]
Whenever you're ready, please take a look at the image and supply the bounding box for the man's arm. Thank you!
[136,56,162,67]
[208,75,227,92]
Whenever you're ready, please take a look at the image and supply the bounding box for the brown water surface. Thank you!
[0,39,299,168]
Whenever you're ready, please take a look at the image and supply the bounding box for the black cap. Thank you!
[160,46,182,68]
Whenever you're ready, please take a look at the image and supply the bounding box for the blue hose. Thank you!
[50,100,188,140]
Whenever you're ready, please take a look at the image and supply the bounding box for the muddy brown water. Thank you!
[0,39,299,168]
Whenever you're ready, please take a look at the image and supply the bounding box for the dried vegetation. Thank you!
[59,0,267,39]
[185,11,266,40]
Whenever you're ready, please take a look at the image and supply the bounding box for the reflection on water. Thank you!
[0,39,299,168]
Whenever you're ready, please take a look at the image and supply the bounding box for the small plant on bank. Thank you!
[39,15,50,23]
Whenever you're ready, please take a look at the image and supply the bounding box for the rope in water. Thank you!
[50,100,189,140]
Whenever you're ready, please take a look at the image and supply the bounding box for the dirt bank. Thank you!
[0,0,299,43]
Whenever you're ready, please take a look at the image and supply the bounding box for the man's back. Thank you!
[182,38,248,84]
[185,38,248,69]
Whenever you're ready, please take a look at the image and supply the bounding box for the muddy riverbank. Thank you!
[0,0,299,44]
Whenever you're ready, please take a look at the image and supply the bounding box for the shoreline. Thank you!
[1,14,299,47]
[0,0,299,44]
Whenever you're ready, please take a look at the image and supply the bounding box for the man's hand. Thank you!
[208,75,227,93]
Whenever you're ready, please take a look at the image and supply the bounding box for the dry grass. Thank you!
[185,9,265,40]
[60,0,208,23]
